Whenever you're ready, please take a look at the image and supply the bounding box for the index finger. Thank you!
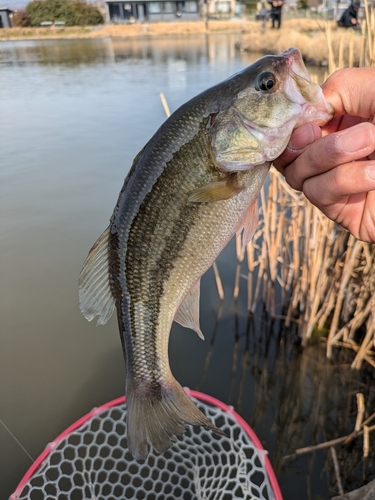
[323,68,375,119]
[283,122,375,191]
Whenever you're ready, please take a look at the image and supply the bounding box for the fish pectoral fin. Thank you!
[174,279,204,340]
[188,177,243,203]
[237,198,259,248]
[78,226,116,326]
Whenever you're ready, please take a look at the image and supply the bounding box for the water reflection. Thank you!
[0,35,349,500]
[0,35,241,68]
[0,39,113,66]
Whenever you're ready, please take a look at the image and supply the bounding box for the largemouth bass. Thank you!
[79,48,333,460]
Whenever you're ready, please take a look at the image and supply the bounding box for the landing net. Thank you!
[11,389,283,500]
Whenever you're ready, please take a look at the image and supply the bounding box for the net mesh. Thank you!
[11,391,280,500]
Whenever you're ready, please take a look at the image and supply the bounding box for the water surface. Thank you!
[0,36,368,499]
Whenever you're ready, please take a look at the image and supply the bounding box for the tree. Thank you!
[12,9,31,27]
[26,0,104,27]
[297,0,309,9]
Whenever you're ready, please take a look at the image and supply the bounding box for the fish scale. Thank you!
[79,48,333,460]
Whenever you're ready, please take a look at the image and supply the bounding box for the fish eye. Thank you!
[256,72,277,92]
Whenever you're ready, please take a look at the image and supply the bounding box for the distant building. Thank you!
[208,0,237,16]
[105,0,200,22]
[0,8,13,27]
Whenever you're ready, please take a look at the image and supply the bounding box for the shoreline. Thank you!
[0,18,336,40]
[0,18,359,66]
[0,20,258,42]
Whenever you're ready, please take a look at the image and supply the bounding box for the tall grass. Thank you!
[241,18,366,67]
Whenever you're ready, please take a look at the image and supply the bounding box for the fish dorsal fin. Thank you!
[237,198,259,248]
[78,227,116,326]
[174,280,204,340]
[188,178,243,203]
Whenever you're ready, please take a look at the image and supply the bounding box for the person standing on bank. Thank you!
[268,0,284,29]
[338,0,361,28]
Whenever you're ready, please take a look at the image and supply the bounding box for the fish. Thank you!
[79,48,333,460]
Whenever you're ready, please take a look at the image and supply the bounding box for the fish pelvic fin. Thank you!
[174,279,204,340]
[78,227,116,326]
[126,376,225,461]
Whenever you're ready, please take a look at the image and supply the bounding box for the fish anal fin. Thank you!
[237,199,259,248]
[126,376,225,461]
[78,227,115,326]
[174,280,204,340]
[188,177,243,203]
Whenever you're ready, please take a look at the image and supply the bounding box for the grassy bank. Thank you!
[240,19,364,66]
[1,18,364,67]
[0,19,255,41]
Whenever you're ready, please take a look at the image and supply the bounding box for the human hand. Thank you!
[274,68,375,243]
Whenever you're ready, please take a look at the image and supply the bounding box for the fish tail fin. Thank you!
[126,376,225,460]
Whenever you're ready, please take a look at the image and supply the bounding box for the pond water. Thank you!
[0,35,370,499]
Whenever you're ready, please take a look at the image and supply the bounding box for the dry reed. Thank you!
[245,168,375,367]
[241,7,375,371]
[241,19,364,66]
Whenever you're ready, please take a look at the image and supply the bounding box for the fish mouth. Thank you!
[282,48,334,127]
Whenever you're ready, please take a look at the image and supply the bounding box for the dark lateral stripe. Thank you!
[123,120,220,375]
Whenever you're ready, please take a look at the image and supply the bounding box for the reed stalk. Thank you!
[331,447,344,496]
[159,92,171,118]
[283,423,375,460]
[234,234,246,300]
[355,393,365,432]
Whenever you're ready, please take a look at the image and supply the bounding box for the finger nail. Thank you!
[289,123,316,150]
[366,162,375,181]
[336,123,374,153]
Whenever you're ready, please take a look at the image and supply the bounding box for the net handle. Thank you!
[11,390,283,500]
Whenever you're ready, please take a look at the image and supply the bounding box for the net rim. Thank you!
[12,389,283,500]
